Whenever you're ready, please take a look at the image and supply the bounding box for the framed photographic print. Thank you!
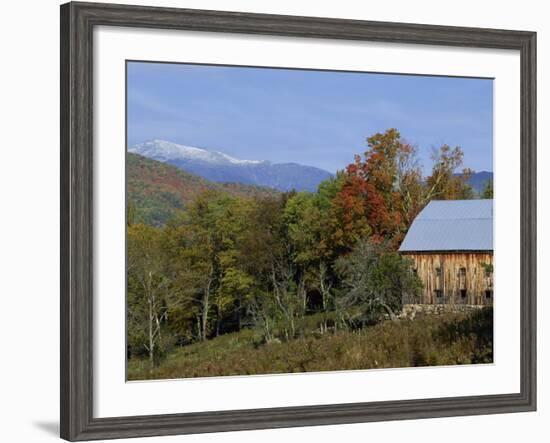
[60,1,537,441]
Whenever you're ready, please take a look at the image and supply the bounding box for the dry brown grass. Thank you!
[127,307,492,380]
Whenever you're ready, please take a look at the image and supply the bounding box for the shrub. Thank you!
[128,308,493,380]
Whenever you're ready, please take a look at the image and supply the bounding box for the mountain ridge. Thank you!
[129,139,333,192]
[462,170,493,194]
[129,139,493,195]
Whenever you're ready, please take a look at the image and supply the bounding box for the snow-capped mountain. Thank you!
[129,140,333,192]
[130,139,263,166]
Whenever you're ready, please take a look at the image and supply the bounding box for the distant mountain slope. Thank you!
[129,140,333,192]
[464,171,493,194]
[127,152,278,226]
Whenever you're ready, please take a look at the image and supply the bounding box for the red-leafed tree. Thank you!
[332,128,424,250]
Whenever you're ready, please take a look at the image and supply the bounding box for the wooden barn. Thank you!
[399,199,493,306]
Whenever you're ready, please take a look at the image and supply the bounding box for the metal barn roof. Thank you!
[399,199,493,252]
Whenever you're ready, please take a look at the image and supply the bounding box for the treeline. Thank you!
[127,128,489,365]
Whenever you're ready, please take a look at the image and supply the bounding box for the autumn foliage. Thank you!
[330,128,473,250]
[127,128,482,374]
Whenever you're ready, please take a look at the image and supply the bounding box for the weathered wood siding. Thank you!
[403,252,493,305]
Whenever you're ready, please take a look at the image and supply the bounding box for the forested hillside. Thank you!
[127,152,279,226]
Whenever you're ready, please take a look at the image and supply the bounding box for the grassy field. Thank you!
[127,308,493,380]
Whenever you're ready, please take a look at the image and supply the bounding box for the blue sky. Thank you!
[127,61,493,174]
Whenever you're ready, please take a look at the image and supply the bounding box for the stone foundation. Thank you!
[399,303,485,320]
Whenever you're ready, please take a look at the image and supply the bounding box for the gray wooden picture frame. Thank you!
[60,2,537,441]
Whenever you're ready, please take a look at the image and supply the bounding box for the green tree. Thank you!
[482,179,494,198]
[212,196,257,333]
[165,192,278,341]
[283,192,337,313]
[236,195,308,340]
[127,223,171,366]
[335,239,422,327]
[163,191,229,341]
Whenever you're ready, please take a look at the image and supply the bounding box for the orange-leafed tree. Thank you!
[332,128,424,250]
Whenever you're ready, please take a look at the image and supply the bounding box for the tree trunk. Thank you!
[146,271,155,367]
[201,296,209,341]
[148,298,154,366]
[381,302,398,321]
[201,265,214,341]
[318,262,333,313]
[196,316,202,341]
[237,295,242,330]
[201,275,212,341]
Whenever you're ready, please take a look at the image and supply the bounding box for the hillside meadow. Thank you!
[128,308,493,380]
